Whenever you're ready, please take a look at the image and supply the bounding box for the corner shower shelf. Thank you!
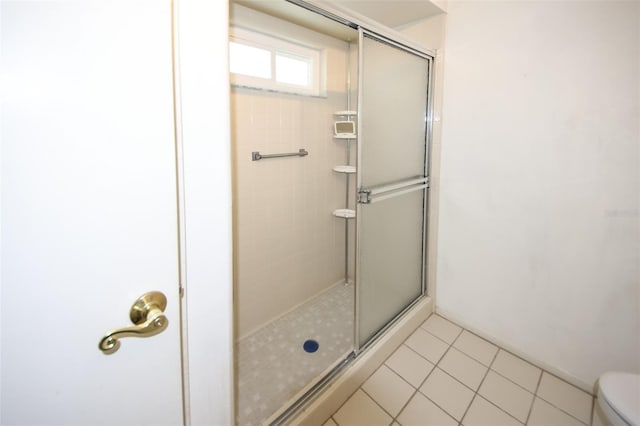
[333,165,356,174]
[333,209,355,219]
[333,110,356,285]
[334,110,357,139]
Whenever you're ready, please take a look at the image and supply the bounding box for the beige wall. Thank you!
[398,0,640,392]
[436,1,639,390]
[231,5,354,338]
[397,14,447,51]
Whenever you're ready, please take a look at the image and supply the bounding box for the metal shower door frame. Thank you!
[354,27,434,353]
[267,3,435,423]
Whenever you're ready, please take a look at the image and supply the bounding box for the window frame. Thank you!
[229,26,325,97]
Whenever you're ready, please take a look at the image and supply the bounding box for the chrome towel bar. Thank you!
[252,148,309,161]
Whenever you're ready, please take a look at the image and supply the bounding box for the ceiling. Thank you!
[233,1,446,40]
[234,0,359,41]
[333,0,445,28]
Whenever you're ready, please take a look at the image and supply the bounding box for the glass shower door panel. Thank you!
[357,31,430,348]
[358,190,425,346]
[360,35,429,188]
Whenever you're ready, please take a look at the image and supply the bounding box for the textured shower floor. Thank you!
[236,282,354,426]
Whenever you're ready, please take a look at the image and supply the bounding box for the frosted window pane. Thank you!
[229,42,271,79]
[275,54,309,86]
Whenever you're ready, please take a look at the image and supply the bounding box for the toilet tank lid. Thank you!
[599,372,640,426]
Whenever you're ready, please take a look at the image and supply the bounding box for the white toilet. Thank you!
[598,372,640,426]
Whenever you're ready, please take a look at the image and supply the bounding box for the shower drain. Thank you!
[303,339,319,353]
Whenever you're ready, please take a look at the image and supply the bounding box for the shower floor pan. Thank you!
[235,282,354,426]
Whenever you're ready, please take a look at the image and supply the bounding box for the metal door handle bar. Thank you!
[367,177,428,195]
[358,177,429,204]
[367,184,428,204]
[99,291,168,355]
[252,148,309,161]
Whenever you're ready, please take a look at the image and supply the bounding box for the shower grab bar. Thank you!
[252,148,308,161]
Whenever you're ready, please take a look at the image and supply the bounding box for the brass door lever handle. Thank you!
[99,291,168,354]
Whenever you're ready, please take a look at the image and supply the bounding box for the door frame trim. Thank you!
[173,0,234,424]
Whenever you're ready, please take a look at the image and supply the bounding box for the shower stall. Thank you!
[230,1,433,424]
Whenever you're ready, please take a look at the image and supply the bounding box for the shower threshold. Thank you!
[267,349,355,425]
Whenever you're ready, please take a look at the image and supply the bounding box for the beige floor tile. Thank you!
[478,370,534,423]
[362,365,414,417]
[421,315,462,344]
[528,397,586,426]
[491,350,541,393]
[323,418,338,426]
[420,368,475,421]
[385,344,435,388]
[462,395,523,426]
[404,327,450,364]
[537,373,592,424]
[439,347,488,391]
[453,330,498,366]
[397,392,458,426]
[333,390,392,426]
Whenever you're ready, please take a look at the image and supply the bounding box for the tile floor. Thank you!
[236,282,354,426]
[325,314,609,426]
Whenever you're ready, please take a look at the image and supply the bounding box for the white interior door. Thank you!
[1,1,183,424]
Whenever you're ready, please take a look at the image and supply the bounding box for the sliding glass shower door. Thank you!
[356,30,431,348]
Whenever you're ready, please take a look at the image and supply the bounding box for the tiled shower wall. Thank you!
[231,5,356,338]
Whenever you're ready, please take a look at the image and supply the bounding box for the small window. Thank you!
[275,53,310,86]
[229,42,271,79]
[229,27,324,97]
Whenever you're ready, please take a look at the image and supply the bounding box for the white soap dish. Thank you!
[333,165,356,174]
[333,209,355,219]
